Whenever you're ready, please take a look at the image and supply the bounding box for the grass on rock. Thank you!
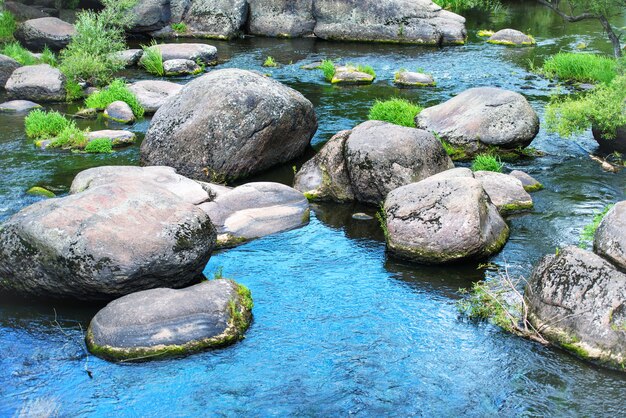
[171,22,187,34]
[541,53,618,84]
[579,204,614,249]
[25,110,71,139]
[141,42,164,76]
[84,137,113,153]
[263,56,277,67]
[319,59,336,82]
[368,98,422,128]
[471,153,504,172]
[85,79,144,118]
[47,123,88,149]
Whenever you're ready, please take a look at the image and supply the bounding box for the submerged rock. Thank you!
[141,69,317,182]
[383,174,509,264]
[163,59,202,76]
[488,29,535,46]
[474,171,533,214]
[103,101,135,124]
[0,54,21,88]
[86,279,252,362]
[5,64,66,102]
[199,182,310,248]
[128,80,182,114]
[14,17,75,51]
[416,87,539,156]
[594,201,626,271]
[394,71,435,87]
[526,246,626,371]
[0,99,41,113]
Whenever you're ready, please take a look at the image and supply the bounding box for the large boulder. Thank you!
[416,87,539,156]
[128,80,182,114]
[86,279,252,362]
[4,1,50,20]
[5,64,66,102]
[248,0,315,37]
[0,166,216,300]
[141,43,218,65]
[0,54,20,88]
[313,0,466,45]
[526,246,626,370]
[294,121,453,204]
[199,182,310,248]
[383,174,509,264]
[181,0,248,39]
[14,17,75,51]
[488,29,535,46]
[129,0,170,33]
[141,69,317,182]
[594,201,626,271]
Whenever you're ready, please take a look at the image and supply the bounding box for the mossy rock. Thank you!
[26,186,55,198]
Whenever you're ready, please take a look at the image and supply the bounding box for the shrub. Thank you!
[541,53,618,84]
[263,56,277,67]
[47,122,88,149]
[579,204,614,249]
[471,153,504,172]
[171,22,187,33]
[1,42,38,65]
[84,138,113,153]
[65,80,83,101]
[368,98,422,127]
[546,75,626,139]
[84,79,144,117]
[141,42,164,76]
[0,9,16,42]
[24,110,71,139]
[319,59,335,82]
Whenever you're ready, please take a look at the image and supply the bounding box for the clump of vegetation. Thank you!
[319,59,335,82]
[1,42,38,65]
[24,110,71,139]
[26,186,55,198]
[477,29,495,37]
[375,203,389,241]
[141,42,164,76]
[84,79,144,118]
[471,153,504,172]
[0,9,16,42]
[546,75,626,139]
[540,53,618,84]
[39,46,57,66]
[60,0,136,87]
[368,98,422,128]
[355,64,376,78]
[434,0,503,13]
[171,22,187,34]
[84,137,113,154]
[65,80,84,101]
[579,204,614,249]
[263,56,277,67]
[47,122,88,149]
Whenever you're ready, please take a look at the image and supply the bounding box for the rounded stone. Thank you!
[141,43,217,65]
[163,58,202,76]
[5,64,66,102]
[104,101,135,124]
[14,17,76,51]
[0,100,41,113]
[394,71,435,87]
[594,201,626,271]
[488,29,535,46]
[128,80,183,114]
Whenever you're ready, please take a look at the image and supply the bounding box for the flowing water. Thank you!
[1,3,626,416]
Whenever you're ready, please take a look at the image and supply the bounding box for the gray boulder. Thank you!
[163,59,201,76]
[103,101,135,124]
[383,175,509,264]
[112,49,143,68]
[4,1,50,20]
[0,54,20,88]
[474,171,533,214]
[87,279,252,362]
[5,64,66,102]
[129,0,170,33]
[0,99,40,113]
[331,66,375,84]
[488,29,535,46]
[85,130,137,148]
[416,87,539,156]
[0,166,215,300]
[182,0,249,39]
[140,69,317,181]
[526,246,626,370]
[313,0,466,45]
[141,43,218,65]
[248,0,315,37]
[394,71,435,87]
[509,170,543,192]
[199,182,310,248]
[594,201,626,271]
[14,17,75,50]
[128,80,182,114]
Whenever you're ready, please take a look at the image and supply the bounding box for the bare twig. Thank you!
[52,309,93,379]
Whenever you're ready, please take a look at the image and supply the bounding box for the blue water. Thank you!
[2,3,626,416]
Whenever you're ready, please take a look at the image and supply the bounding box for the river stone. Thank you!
[140,69,317,181]
[0,54,20,88]
[594,201,626,272]
[416,87,539,156]
[0,99,41,113]
[199,182,310,248]
[248,0,315,37]
[526,246,626,370]
[141,43,218,65]
[129,0,170,33]
[181,0,248,39]
[488,28,535,46]
[331,66,375,84]
[474,171,533,214]
[86,279,252,362]
[0,179,216,300]
[313,0,466,45]
[104,101,135,124]
[4,1,50,20]
[383,176,509,264]
[293,130,355,202]
[14,17,75,50]
[592,125,626,154]
[394,71,435,87]
[5,64,66,102]
[345,121,453,204]
[163,59,201,76]
[128,80,183,114]
[85,130,136,148]
[509,170,543,192]
[112,49,143,67]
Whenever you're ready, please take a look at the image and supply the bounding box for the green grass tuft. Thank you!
[471,153,504,172]
[141,42,164,76]
[65,80,84,101]
[84,79,144,118]
[263,56,277,67]
[24,110,71,139]
[368,98,422,128]
[1,42,38,65]
[0,10,16,42]
[171,22,187,34]
[579,204,614,249]
[47,123,88,149]
[84,137,113,153]
[541,53,618,84]
[477,29,495,37]
[319,59,335,82]
[356,64,376,78]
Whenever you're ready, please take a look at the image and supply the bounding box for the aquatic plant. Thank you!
[84,79,144,118]
[578,204,614,249]
[1,42,38,65]
[540,53,618,84]
[356,64,376,78]
[47,123,88,149]
[24,110,71,139]
[171,22,187,34]
[141,42,164,77]
[263,56,277,67]
[471,154,504,172]
[0,9,16,42]
[368,98,422,128]
[84,138,113,154]
[433,0,503,13]
[319,59,335,82]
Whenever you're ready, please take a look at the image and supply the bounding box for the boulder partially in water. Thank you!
[128,80,182,114]
[416,87,539,157]
[86,279,252,362]
[5,64,66,102]
[14,17,75,51]
[141,43,218,65]
[474,171,533,214]
[383,174,509,264]
[331,66,375,84]
[394,71,435,87]
[509,170,543,192]
[526,246,626,371]
[0,99,41,113]
[103,101,135,124]
[112,49,143,68]
[594,201,626,272]
[592,125,626,154]
[488,29,535,46]
[140,69,317,182]
[163,59,202,76]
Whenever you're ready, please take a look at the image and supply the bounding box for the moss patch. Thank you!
[26,186,55,198]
